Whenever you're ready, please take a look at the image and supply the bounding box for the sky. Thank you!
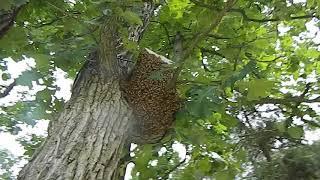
[1,0,320,178]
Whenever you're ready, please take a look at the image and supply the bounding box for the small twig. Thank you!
[300,82,312,98]
[201,57,212,72]
[243,110,254,129]
[256,55,285,62]
[254,95,320,105]
[233,47,242,71]
[160,153,189,179]
[33,17,64,28]
[301,118,320,128]
[177,80,221,85]
[200,48,226,58]
[207,34,234,39]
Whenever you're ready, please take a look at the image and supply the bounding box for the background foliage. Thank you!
[1,0,320,179]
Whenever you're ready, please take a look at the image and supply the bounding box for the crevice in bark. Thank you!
[18,57,133,180]
[17,2,174,179]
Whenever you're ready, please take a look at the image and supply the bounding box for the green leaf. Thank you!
[186,86,222,117]
[221,113,238,128]
[225,60,257,87]
[0,26,28,52]
[214,123,227,134]
[0,0,13,11]
[122,10,143,25]
[135,145,153,167]
[198,157,211,173]
[16,71,39,87]
[215,170,236,180]
[32,54,51,73]
[287,126,304,139]
[1,73,11,81]
[246,79,274,100]
[275,122,286,133]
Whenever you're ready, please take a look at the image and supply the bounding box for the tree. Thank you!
[0,0,320,179]
[252,142,320,180]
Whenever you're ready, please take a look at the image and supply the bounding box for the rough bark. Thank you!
[0,7,21,38]
[17,48,178,180]
[18,57,133,179]
[17,2,161,180]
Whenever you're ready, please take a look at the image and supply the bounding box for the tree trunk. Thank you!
[16,2,164,179]
[18,55,134,179]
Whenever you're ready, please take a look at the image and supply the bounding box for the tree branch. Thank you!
[0,80,16,98]
[170,0,238,86]
[246,83,316,108]
[230,8,318,22]
[200,48,226,58]
[33,17,63,28]
[207,34,236,39]
[301,118,320,128]
[300,82,312,98]
[186,0,237,55]
[177,80,221,85]
[160,153,188,179]
[201,57,212,72]
[0,6,22,38]
[255,95,320,105]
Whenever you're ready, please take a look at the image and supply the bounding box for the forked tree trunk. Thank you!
[16,2,167,179]
[17,48,179,180]
[18,56,134,179]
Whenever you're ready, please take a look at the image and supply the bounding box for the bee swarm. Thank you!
[121,49,180,144]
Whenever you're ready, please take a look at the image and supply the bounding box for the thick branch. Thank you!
[99,18,120,77]
[98,2,156,78]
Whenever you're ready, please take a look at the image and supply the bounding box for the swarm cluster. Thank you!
[121,50,180,144]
